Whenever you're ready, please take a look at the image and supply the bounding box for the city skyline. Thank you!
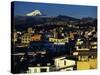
[13,1,97,19]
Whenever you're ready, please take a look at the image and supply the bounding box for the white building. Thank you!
[13,31,17,42]
[54,57,75,71]
[27,66,50,73]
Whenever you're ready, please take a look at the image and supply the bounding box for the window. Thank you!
[34,69,37,73]
[81,56,88,61]
[40,68,47,72]
[64,60,66,65]
[28,69,31,73]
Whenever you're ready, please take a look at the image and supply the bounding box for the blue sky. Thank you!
[13,1,97,19]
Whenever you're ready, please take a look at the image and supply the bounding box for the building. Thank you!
[13,31,17,42]
[89,41,97,69]
[26,56,51,73]
[27,66,50,73]
[27,27,33,33]
[90,42,97,50]
[72,39,97,70]
[21,33,32,44]
[31,34,42,41]
[54,57,75,71]
[12,30,17,42]
[75,40,90,70]
[49,37,69,45]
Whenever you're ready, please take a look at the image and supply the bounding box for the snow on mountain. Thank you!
[26,10,42,16]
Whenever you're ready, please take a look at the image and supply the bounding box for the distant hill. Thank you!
[57,15,79,21]
[13,15,96,31]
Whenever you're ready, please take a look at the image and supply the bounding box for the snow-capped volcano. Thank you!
[26,10,42,16]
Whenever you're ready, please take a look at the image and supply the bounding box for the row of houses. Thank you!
[26,56,76,73]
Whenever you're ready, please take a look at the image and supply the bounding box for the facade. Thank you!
[27,66,50,73]
[72,38,97,70]
[13,32,17,42]
[31,34,42,41]
[54,57,75,71]
[49,37,69,45]
[21,33,32,44]
[90,42,97,50]
[27,27,33,33]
